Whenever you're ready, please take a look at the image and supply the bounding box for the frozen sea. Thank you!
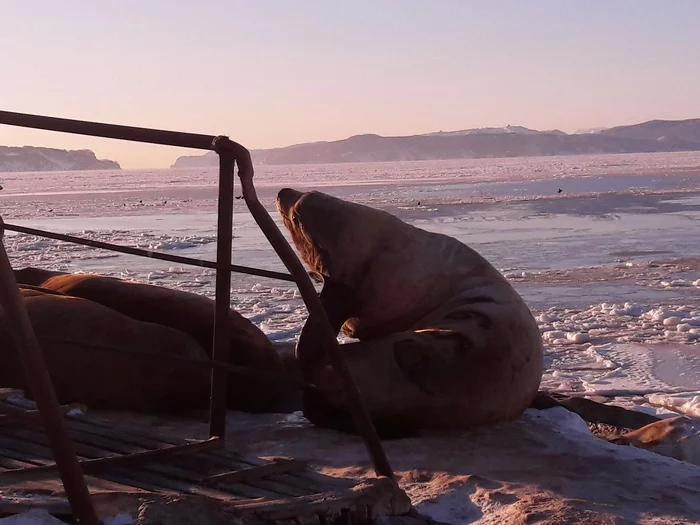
[2,151,700,420]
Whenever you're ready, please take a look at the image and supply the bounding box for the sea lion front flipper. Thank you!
[296,279,379,434]
[295,278,360,374]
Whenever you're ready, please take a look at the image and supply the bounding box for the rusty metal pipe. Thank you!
[2,222,295,282]
[0,221,98,525]
[208,150,235,439]
[213,138,395,482]
[0,110,217,150]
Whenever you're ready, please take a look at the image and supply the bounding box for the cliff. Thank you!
[170,118,700,168]
[0,146,121,172]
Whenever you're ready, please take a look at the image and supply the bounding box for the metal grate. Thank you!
[0,391,409,525]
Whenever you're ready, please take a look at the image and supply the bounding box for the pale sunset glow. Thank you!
[2,0,700,167]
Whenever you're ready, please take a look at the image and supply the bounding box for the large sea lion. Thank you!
[0,288,211,411]
[276,188,544,437]
[13,268,297,413]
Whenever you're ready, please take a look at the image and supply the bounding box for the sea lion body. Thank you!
[14,268,296,413]
[0,289,211,411]
[276,188,543,434]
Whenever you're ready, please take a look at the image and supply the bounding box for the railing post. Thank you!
[0,218,98,525]
[208,147,235,439]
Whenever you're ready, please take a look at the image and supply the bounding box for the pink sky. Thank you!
[1,1,699,168]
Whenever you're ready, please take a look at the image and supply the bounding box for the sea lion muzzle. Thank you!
[276,188,304,215]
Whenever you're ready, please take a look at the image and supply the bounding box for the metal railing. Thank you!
[0,110,394,524]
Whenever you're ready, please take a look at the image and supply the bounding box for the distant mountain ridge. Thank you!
[0,146,120,173]
[171,117,700,168]
[420,124,568,137]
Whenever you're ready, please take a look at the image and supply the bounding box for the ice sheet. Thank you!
[3,152,700,421]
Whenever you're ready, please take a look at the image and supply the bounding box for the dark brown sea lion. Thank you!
[530,392,661,430]
[13,267,296,413]
[0,288,211,411]
[276,188,544,437]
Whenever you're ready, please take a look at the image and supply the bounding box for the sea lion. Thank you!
[276,188,544,437]
[611,416,700,466]
[530,392,661,430]
[0,288,211,411]
[13,267,297,413]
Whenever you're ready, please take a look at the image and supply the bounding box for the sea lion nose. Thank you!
[276,188,304,212]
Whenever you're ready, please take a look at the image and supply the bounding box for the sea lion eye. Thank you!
[292,213,300,225]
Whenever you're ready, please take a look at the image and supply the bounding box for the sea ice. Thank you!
[648,393,700,418]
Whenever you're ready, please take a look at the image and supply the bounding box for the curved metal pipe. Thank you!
[214,137,395,481]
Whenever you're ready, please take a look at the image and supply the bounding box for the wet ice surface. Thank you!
[3,151,700,419]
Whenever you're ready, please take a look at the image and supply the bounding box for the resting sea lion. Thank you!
[276,188,544,437]
[530,392,661,430]
[611,416,700,466]
[14,267,296,413]
[0,288,211,411]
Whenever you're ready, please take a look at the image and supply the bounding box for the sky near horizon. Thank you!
[1,1,699,169]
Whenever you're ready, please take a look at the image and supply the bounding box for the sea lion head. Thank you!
[276,188,405,284]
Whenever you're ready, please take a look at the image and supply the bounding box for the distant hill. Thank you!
[0,146,121,172]
[598,118,700,144]
[170,118,700,168]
